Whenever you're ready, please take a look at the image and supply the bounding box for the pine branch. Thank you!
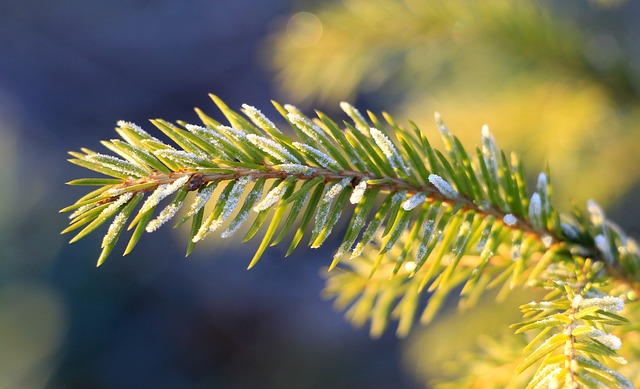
[513,257,631,388]
[62,94,640,386]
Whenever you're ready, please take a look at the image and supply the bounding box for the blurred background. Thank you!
[1,0,639,388]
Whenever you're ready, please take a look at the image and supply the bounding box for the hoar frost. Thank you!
[253,181,287,212]
[102,212,128,248]
[242,104,281,134]
[349,180,367,204]
[313,178,352,234]
[186,184,216,217]
[146,204,181,233]
[339,102,369,135]
[428,174,458,199]
[140,175,189,214]
[503,213,517,226]
[402,192,426,211]
[287,113,328,144]
[292,142,338,170]
[370,128,405,170]
[572,294,624,312]
[246,134,300,164]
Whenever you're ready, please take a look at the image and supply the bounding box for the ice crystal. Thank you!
[542,234,553,248]
[503,213,517,226]
[253,181,287,212]
[209,176,251,231]
[140,175,189,214]
[574,356,632,389]
[287,113,329,144]
[69,203,95,220]
[217,125,248,141]
[476,225,492,252]
[537,173,550,214]
[146,203,181,233]
[595,234,614,263]
[561,222,580,240]
[370,127,405,170]
[528,192,542,228]
[242,104,281,134]
[186,184,216,217]
[116,121,160,142]
[292,142,338,169]
[349,180,367,205]
[428,174,458,199]
[401,192,426,211]
[103,192,134,215]
[221,182,264,238]
[184,124,231,159]
[313,178,352,234]
[154,149,206,167]
[339,101,369,135]
[480,124,499,178]
[102,212,127,248]
[85,153,148,177]
[193,178,252,242]
[587,330,621,350]
[587,199,605,225]
[273,164,315,175]
[247,134,300,163]
[572,294,624,312]
[434,112,449,135]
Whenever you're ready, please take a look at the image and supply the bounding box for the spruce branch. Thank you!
[62,94,640,386]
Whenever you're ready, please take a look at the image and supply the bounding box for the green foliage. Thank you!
[62,95,640,387]
[269,0,640,208]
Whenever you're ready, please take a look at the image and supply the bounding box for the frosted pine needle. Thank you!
[206,176,252,233]
[572,294,624,312]
[481,124,499,178]
[217,125,248,141]
[402,192,426,211]
[154,149,206,167]
[242,104,281,134]
[116,121,160,142]
[313,178,352,235]
[103,192,134,216]
[349,180,367,204]
[102,212,128,248]
[146,203,181,233]
[537,173,550,214]
[594,234,614,263]
[370,128,405,170]
[434,112,449,135]
[292,142,338,169]
[587,199,605,225]
[186,184,216,217]
[503,213,517,226]
[184,124,231,159]
[287,113,329,144]
[246,134,300,163]
[253,181,287,212]
[340,101,369,135]
[428,174,458,199]
[273,164,315,175]
[476,225,492,252]
[85,153,149,177]
[528,192,542,228]
[140,175,189,214]
[69,203,95,220]
[561,222,580,240]
[587,330,622,350]
[221,182,264,239]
